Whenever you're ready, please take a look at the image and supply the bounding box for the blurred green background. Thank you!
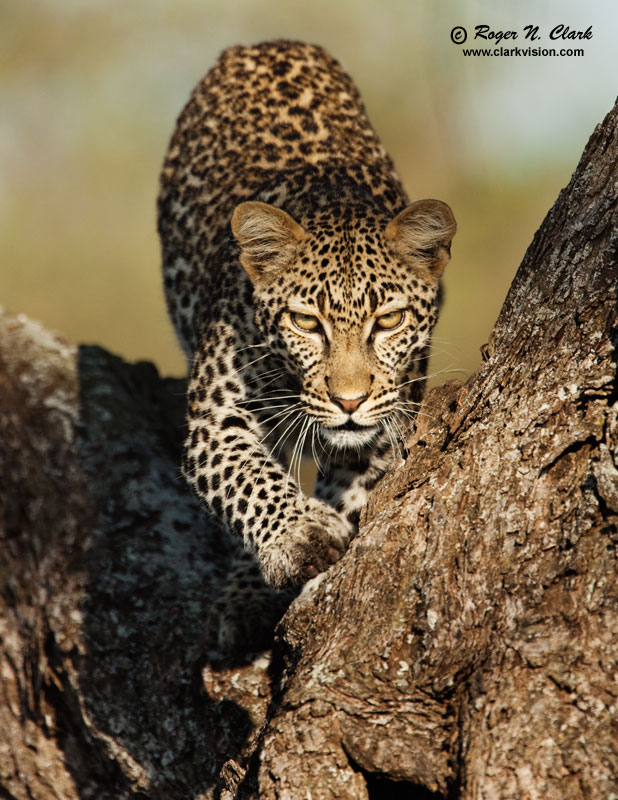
[1,0,616,383]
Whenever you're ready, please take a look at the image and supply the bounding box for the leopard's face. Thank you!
[232,198,456,452]
[258,260,438,451]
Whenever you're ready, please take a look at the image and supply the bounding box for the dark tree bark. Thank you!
[1,100,617,800]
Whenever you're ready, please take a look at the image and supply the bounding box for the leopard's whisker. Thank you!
[253,374,289,392]
[289,419,304,488]
[296,417,313,487]
[285,414,312,500]
[277,415,307,501]
[314,425,334,475]
[236,352,271,373]
[393,365,467,390]
[388,415,407,461]
[250,402,296,415]
[226,404,303,495]
[257,403,303,433]
[235,342,270,354]
[380,418,402,462]
[242,368,285,387]
[239,408,304,501]
[310,421,321,475]
[243,365,287,382]
[393,402,438,423]
[238,393,300,405]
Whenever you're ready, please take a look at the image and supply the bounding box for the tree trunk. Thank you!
[1,100,617,800]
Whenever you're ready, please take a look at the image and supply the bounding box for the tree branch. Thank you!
[1,99,617,800]
[243,98,618,799]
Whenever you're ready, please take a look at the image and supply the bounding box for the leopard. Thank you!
[157,40,456,647]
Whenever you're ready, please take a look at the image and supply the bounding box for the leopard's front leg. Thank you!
[183,344,354,588]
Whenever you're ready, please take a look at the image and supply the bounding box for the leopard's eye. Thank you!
[375,309,405,331]
[290,311,320,332]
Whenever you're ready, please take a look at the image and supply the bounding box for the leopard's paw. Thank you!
[258,498,355,588]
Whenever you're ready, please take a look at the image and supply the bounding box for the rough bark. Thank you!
[0,319,271,799]
[1,100,617,799]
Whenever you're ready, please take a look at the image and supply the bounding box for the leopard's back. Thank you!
[158,40,405,350]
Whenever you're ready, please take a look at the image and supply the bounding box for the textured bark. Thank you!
[1,100,617,799]
[241,100,618,799]
[0,317,272,799]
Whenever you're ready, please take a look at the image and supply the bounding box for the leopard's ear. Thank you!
[231,201,307,285]
[385,199,456,278]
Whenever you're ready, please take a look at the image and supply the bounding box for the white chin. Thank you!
[320,425,379,449]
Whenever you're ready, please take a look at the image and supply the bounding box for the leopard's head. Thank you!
[231,198,456,450]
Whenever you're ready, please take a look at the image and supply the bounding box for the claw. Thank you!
[327,546,342,563]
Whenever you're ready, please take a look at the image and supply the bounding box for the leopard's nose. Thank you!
[330,393,369,413]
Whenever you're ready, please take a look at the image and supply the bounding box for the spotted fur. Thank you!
[158,41,456,605]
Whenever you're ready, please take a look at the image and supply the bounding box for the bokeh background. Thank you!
[1,0,617,384]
